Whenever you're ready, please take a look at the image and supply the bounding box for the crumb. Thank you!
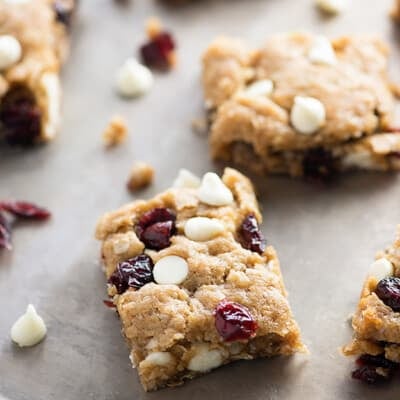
[145,17,163,39]
[191,117,208,136]
[102,115,128,147]
[127,161,155,191]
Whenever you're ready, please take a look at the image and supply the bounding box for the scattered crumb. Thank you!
[391,1,400,21]
[102,115,128,148]
[191,117,208,136]
[127,161,155,192]
[346,313,354,327]
[315,0,346,15]
[146,16,162,39]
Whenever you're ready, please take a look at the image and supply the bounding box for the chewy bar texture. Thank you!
[0,0,75,146]
[343,228,400,383]
[202,33,400,180]
[96,168,305,391]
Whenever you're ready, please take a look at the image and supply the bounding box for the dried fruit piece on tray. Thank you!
[202,33,400,180]
[0,0,76,146]
[343,228,400,384]
[95,167,305,391]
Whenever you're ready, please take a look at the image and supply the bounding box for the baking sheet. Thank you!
[1,0,400,399]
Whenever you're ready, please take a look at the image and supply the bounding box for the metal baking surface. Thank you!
[1,0,400,399]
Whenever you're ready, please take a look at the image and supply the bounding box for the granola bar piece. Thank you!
[343,228,400,383]
[96,168,305,391]
[0,0,75,146]
[202,33,400,180]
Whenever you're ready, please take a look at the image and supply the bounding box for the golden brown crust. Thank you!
[96,168,305,391]
[343,227,400,363]
[0,0,74,142]
[202,33,399,177]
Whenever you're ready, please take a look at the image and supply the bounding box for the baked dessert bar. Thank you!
[202,33,400,180]
[343,227,400,383]
[392,0,400,21]
[96,168,305,391]
[0,0,75,146]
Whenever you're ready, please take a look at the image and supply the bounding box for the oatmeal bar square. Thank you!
[0,0,75,146]
[343,228,400,383]
[202,33,400,179]
[96,168,305,391]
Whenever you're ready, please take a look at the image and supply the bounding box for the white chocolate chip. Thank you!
[173,169,201,189]
[11,304,47,347]
[41,73,61,140]
[315,0,346,14]
[188,344,223,372]
[144,351,173,366]
[308,36,337,66]
[0,35,22,71]
[184,217,224,242]
[153,255,189,285]
[342,151,375,170]
[198,172,233,206]
[368,258,393,281]
[115,58,154,98]
[243,79,274,97]
[290,96,326,135]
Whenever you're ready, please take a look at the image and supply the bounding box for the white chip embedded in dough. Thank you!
[188,344,223,372]
[153,255,189,285]
[144,351,173,366]
[308,36,337,66]
[184,217,224,242]
[198,172,233,206]
[0,35,22,70]
[243,79,274,97]
[290,96,326,135]
[173,169,201,189]
[11,304,47,347]
[368,258,393,281]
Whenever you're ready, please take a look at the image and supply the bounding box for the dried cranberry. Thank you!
[135,208,176,250]
[214,300,258,342]
[140,32,175,70]
[103,300,116,309]
[302,148,337,183]
[239,214,266,255]
[0,87,41,146]
[352,365,388,384]
[356,354,398,370]
[0,201,51,220]
[109,254,154,294]
[352,353,398,384]
[54,1,74,28]
[0,212,12,250]
[375,277,400,312]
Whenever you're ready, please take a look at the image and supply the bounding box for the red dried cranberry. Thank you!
[375,277,400,312]
[109,254,154,294]
[356,354,398,370]
[135,208,176,250]
[0,87,41,147]
[214,300,258,342]
[0,201,51,220]
[302,148,337,183]
[352,353,398,384]
[352,365,388,384]
[239,214,266,255]
[0,212,12,250]
[103,300,116,309]
[140,32,175,70]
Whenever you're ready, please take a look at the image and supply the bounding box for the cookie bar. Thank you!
[96,168,305,391]
[343,228,400,383]
[0,0,75,146]
[202,33,400,180]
